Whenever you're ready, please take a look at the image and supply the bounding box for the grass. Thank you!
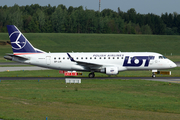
[166,55,180,62]
[0,67,180,77]
[0,79,180,120]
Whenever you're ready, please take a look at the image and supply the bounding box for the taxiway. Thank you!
[0,77,180,83]
[0,62,180,83]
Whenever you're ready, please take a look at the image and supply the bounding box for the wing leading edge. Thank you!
[67,53,102,68]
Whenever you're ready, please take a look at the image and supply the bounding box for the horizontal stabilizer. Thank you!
[4,54,30,61]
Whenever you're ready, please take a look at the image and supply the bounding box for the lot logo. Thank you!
[110,70,114,73]
[123,56,154,67]
[10,31,26,50]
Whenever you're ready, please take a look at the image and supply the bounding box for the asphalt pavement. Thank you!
[0,77,180,83]
[0,66,49,72]
[0,62,180,83]
[0,62,179,72]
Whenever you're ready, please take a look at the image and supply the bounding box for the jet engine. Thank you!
[99,67,119,75]
[106,67,119,75]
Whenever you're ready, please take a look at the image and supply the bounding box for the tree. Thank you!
[101,9,117,18]
[35,9,45,32]
[123,21,136,34]
[115,16,124,33]
[0,4,179,34]
[102,16,111,33]
[134,24,141,34]
[97,16,104,33]
[141,24,152,34]
[153,15,166,34]
[27,18,40,32]
[84,9,97,33]
[70,6,85,33]
[176,15,180,34]
[0,8,9,32]
[52,5,67,33]
[8,4,23,29]
[127,8,136,23]
[68,6,74,15]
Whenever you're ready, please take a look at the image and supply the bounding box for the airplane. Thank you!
[4,25,177,78]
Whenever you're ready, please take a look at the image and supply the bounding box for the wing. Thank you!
[67,53,102,68]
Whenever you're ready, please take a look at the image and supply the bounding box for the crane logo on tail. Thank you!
[10,31,27,50]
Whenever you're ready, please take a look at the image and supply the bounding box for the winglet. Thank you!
[67,53,75,62]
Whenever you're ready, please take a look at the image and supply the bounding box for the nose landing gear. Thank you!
[152,70,157,78]
[152,73,156,78]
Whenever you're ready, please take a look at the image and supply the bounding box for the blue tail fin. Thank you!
[7,25,45,55]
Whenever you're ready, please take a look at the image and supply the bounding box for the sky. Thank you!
[1,0,180,16]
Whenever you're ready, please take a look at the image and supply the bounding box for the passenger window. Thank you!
[117,57,119,59]
[90,57,92,59]
[54,57,56,59]
[59,57,61,59]
[94,57,96,59]
[81,57,83,59]
[108,57,110,59]
[99,57,101,59]
[104,57,106,59]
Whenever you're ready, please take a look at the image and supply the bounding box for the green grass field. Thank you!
[0,79,180,120]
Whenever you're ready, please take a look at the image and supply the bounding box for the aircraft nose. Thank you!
[170,61,177,68]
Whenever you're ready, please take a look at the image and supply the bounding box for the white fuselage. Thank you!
[12,52,177,74]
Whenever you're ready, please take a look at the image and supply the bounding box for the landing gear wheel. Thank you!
[89,72,95,78]
[152,74,156,78]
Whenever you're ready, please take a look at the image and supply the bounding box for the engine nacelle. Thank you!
[105,67,119,75]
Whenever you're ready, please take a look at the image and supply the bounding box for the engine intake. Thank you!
[105,67,119,75]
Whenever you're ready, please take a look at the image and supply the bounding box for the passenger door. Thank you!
[46,56,51,65]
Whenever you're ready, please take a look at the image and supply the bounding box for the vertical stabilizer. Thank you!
[7,25,45,55]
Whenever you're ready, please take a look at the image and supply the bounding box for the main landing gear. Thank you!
[152,73,156,78]
[89,72,95,78]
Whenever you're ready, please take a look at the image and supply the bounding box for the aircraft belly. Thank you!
[51,62,73,70]
[71,65,87,71]
[126,66,153,70]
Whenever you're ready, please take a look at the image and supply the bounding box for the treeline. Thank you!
[0,4,179,35]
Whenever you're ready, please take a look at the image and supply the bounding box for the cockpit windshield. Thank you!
[159,56,167,59]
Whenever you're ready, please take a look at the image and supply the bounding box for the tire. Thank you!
[152,74,156,78]
[89,73,95,78]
